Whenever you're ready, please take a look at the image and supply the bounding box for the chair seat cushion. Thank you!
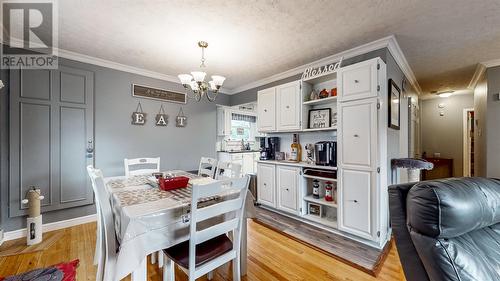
[163,234,233,269]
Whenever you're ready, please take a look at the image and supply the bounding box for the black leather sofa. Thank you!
[389,177,500,281]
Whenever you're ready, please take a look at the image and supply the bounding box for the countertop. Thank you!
[256,160,337,171]
[217,150,260,154]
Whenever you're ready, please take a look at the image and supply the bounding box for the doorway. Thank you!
[463,108,474,177]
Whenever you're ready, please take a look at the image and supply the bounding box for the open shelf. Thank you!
[303,96,338,106]
[302,126,337,132]
[304,195,338,208]
[303,214,338,228]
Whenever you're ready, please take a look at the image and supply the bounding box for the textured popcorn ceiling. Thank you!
[53,0,500,94]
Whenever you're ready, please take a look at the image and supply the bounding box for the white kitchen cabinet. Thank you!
[257,163,276,207]
[276,81,301,131]
[216,106,231,136]
[242,153,255,175]
[217,152,257,175]
[338,58,380,102]
[257,80,302,132]
[338,98,378,170]
[257,87,276,132]
[276,165,300,214]
[338,169,375,241]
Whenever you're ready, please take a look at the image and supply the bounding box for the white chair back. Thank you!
[187,175,250,280]
[87,165,117,281]
[198,157,217,178]
[124,157,160,177]
[215,161,242,180]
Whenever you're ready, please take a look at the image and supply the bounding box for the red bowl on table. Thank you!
[158,176,190,191]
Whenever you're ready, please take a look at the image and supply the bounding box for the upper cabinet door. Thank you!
[338,58,380,102]
[338,98,378,170]
[257,87,276,132]
[276,81,301,131]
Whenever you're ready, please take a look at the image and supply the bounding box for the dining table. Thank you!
[103,170,256,281]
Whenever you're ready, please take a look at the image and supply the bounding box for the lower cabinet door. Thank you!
[242,153,255,174]
[339,168,375,240]
[277,165,300,214]
[257,163,275,207]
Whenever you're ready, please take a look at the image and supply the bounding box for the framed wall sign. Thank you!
[308,108,331,129]
[132,84,187,104]
[388,79,401,130]
[155,105,168,126]
[131,102,146,125]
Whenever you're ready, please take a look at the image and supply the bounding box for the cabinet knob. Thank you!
[285,188,289,191]
[264,109,267,112]
[349,199,358,203]
[263,183,267,186]
[286,105,290,109]
[354,134,359,138]
[354,79,359,83]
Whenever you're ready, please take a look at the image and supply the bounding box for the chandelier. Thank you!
[178,41,225,102]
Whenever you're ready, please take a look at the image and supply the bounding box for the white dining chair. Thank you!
[124,157,160,177]
[87,165,118,281]
[215,161,242,180]
[198,157,217,178]
[162,175,250,281]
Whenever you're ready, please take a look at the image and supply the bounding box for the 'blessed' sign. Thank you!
[301,57,343,81]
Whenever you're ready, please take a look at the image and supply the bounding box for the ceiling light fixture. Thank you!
[178,41,225,102]
[437,90,454,98]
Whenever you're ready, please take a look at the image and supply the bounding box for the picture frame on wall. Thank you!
[388,79,401,130]
[308,108,331,129]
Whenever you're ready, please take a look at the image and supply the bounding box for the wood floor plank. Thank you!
[0,220,406,281]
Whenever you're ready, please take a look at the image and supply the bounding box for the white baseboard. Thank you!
[3,214,97,242]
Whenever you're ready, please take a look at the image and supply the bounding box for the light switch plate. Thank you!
[495,93,500,101]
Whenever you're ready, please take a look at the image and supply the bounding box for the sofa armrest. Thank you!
[389,183,430,281]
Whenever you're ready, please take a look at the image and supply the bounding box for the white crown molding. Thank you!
[227,35,422,96]
[1,38,233,93]
[3,214,96,241]
[468,63,487,89]
[481,58,500,68]
[57,48,181,83]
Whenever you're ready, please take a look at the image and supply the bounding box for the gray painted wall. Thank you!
[229,48,388,105]
[486,66,500,178]
[1,58,230,232]
[421,94,474,177]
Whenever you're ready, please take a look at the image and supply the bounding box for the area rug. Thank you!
[253,206,392,276]
[0,259,79,281]
[0,231,64,257]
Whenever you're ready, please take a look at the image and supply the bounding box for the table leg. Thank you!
[131,257,147,281]
[241,218,248,276]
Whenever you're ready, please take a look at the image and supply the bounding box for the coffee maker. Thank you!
[268,137,280,160]
[259,138,270,160]
[260,137,280,160]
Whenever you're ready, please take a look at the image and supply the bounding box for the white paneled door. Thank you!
[257,87,276,132]
[276,81,301,131]
[338,168,375,240]
[257,163,275,207]
[276,165,300,214]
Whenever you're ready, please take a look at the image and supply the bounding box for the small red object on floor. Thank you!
[159,176,190,191]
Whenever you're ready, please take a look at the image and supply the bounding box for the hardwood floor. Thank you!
[0,221,406,281]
